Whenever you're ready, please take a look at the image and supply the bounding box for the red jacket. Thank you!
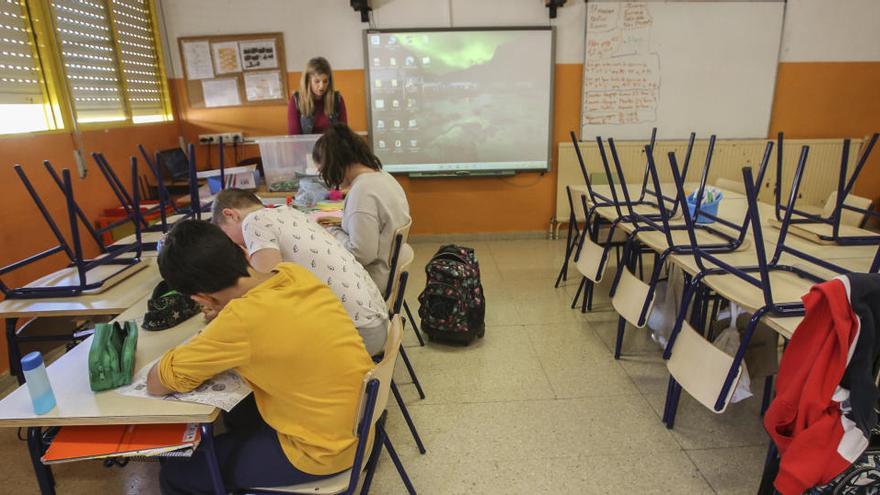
[764,277,868,495]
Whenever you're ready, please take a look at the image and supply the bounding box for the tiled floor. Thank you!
[0,238,769,494]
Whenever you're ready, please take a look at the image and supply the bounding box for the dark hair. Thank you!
[313,123,382,188]
[211,188,262,224]
[158,220,250,295]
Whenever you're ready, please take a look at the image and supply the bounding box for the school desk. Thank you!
[0,294,220,495]
[0,259,161,380]
[583,187,879,338]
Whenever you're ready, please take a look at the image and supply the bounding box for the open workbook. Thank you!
[41,423,200,464]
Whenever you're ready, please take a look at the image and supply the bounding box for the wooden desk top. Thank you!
[0,295,216,427]
[254,185,296,199]
[573,182,743,203]
[0,259,161,319]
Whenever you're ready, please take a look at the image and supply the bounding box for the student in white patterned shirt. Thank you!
[212,189,388,355]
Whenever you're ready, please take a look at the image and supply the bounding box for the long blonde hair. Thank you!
[299,57,336,117]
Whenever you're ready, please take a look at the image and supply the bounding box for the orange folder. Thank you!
[42,423,200,464]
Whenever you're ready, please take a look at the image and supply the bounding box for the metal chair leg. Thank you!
[398,346,426,400]
[555,218,576,288]
[390,380,426,454]
[665,379,683,429]
[757,442,780,495]
[614,316,626,360]
[662,376,675,425]
[760,375,775,417]
[358,420,386,495]
[587,280,595,311]
[27,427,55,495]
[570,277,586,310]
[580,280,592,313]
[379,423,417,495]
[402,300,424,346]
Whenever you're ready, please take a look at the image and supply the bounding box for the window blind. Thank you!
[0,0,41,104]
[109,0,167,123]
[51,0,126,123]
[0,0,55,133]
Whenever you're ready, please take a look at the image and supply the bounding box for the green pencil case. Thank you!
[88,321,138,392]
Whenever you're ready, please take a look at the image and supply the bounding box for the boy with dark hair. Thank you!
[146,220,374,494]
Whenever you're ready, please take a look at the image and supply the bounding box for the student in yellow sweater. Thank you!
[146,220,374,494]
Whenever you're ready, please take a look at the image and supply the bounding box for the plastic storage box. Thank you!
[256,135,321,192]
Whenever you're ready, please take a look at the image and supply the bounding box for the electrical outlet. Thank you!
[198,132,244,144]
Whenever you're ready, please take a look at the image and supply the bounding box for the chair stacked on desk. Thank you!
[605,136,768,360]
[556,128,880,434]
[565,130,667,314]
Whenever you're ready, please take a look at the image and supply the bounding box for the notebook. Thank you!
[42,423,200,464]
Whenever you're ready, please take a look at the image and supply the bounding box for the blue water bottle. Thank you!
[21,352,57,415]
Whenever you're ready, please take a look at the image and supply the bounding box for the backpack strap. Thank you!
[329,91,341,123]
[294,91,315,134]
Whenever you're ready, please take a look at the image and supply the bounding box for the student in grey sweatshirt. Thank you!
[313,123,412,295]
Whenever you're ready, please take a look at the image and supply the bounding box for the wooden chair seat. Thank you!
[666,320,743,414]
[611,269,655,328]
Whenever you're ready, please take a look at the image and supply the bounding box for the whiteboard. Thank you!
[580,1,785,140]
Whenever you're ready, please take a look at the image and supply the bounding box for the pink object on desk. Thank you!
[328,189,344,201]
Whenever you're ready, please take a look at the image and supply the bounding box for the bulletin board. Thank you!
[178,32,289,109]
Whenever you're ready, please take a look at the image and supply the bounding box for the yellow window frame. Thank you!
[0,0,173,137]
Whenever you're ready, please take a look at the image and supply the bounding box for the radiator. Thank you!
[555,137,865,225]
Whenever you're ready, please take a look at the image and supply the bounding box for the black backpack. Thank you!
[417,245,486,344]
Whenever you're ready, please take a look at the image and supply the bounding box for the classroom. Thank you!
[0,0,877,493]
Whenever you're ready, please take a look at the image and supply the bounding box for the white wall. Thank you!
[158,0,880,78]
[779,0,880,62]
[158,0,586,77]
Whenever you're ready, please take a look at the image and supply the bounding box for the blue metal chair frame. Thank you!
[130,142,211,234]
[568,131,674,312]
[557,129,658,289]
[385,269,426,455]
[554,184,583,287]
[570,133,695,311]
[244,379,417,495]
[604,137,772,359]
[0,160,143,300]
[660,144,880,428]
[773,132,880,245]
[380,232,427,454]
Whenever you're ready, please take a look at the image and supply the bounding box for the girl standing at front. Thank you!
[288,57,348,135]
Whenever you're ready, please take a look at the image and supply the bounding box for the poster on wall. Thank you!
[212,41,242,74]
[181,41,213,80]
[202,78,241,107]
[239,39,278,70]
[244,70,283,101]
